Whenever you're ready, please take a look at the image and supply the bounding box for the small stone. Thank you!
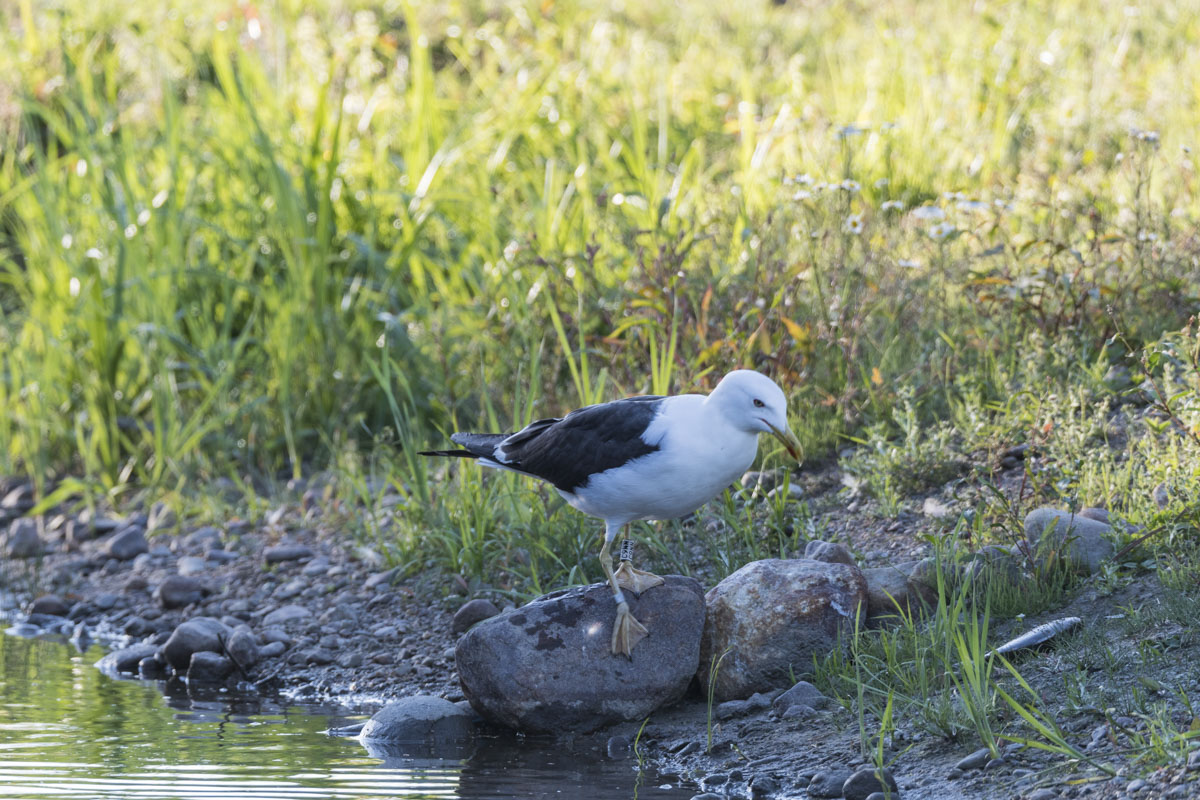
[804,540,857,567]
[606,735,630,760]
[188,651,234,683]
[138,656,168,679]
[954,747,992,771]
[364,566,400,589]
[94,593,119,611]
[29,594,70,617]
[985,757,1006,769]
[259,627,292,645]
[1152,482,1170,509]
[372,624,400,639]
[715,699,749,720]
[1026,791,1058,800]
[95,643,159,676]
[263,604,312,627]
[1024,508,1115,574]
[452,598,502,635]
[741,470,779,493]
[160,617,232,670]
[773,680,830,713]
[206,548,238,564]
[225,628,260,670]
[184,526,223,551]
[178,556,207,576]
[4,518,42,558]
[842,766,899,800]
[782,704,816,720]
[360,695,474,743]
[305,648,334,665]
[339,652,364,668]
[807,769,853,798]
[155,575,206,609]
[264,544,314,564]
[749,775,780,797]
[260,641,287,658]
[275,578,307,600]
[766,483,804,502]
[104,526,150,561]
[301,558,330,576]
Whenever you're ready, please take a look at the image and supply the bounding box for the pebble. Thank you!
[749,775,779,797]
[955,747,992,771]
[264,544,314,564]
[155,575,206,609]
[104,526,150,560]
[773,680,830,713]
[842,767,898,800]
[451,598,501,635]
[1127,779,1147,792]
[178,556,207,576]
[807,769,853,798]
[259,641,287,658]
[94,593,119,611]
[305,648,335,665]
[275,578,307,600]
[206,548,238,564]
[188,651,233,683]
[29,595,70,617]
[184,526,223,551]
[263,604,312,627]
[4,518,42,558]
[1027,790,1059,800]
[259,627,293,645]
[606,735,629,760]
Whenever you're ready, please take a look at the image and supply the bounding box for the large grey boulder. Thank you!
[1024,508,1115,574]
[160,617,232,671]
[456,575,705,734]
[360,695,475,742]
[699,558,867,701]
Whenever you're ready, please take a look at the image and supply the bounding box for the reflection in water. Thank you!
[0,633,694,799]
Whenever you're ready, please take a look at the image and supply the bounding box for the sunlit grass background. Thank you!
[3,0,1200,580]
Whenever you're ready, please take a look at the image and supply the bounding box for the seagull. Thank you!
[420,369,802,657]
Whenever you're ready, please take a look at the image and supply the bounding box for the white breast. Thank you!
[559,395,760,524]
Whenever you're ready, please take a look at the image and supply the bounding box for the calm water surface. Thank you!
[0,632,694,799]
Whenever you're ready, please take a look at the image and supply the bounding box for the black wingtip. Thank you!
[417,449,478,458]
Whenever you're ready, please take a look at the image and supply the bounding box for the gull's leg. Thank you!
[612,524,666,595]
[600,520,648,657]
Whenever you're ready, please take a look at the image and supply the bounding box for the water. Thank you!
[0,632,695,799]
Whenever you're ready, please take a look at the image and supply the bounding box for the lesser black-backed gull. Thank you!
[421,369,802,656]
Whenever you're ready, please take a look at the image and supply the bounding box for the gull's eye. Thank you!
[752,398,765,408]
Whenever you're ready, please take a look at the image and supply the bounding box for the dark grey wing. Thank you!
[500,396,664,492]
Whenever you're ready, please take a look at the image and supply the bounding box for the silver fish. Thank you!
[988,616,1082,658]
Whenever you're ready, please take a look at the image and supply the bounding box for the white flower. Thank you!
[956,200,989,213]
[874,178,890,189]
[794,173,814,186]
[792,189,812,201]
[836,124,867,140]
[897,258,921,268]
[843,213,864,234]
[881,200,905,211]
[1134,129,1160,145]
[840,179,861,193]
[929,222,956,240]
[503,240,520,261]
[911,205,946,221]
[942,191,966,201]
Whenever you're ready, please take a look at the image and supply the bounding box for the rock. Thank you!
[188,651,234,683]
[804,540,857,567]
[1,483,35,513]
[772,680,829,713]
[260,641,287,658]
[1078,506,1109,524]
[807,769,853,798]
[456,575,705,733]
[699,559,866,701]
[274,578,306,600]
[361,695,475,742]
[225,628,260,670]
[452,598,501,635]
[183,526,222,551]
[749,775,780,797]
[160,617,232,671]
[766,483,804,502]
[94,593,119,611]
[155,575,206,609]
[955,747,992,771]
[4,518,42,558]
[138,656,168,679]
[177,556,207,576]
[843,767,899,800]
[263,604,312,627]
[606,735,630,759]
[741,470,780,493]
[1024,508,1115,574]
[95,643,159,676]
[1152,482,1170,509]
[863,564,921,617]
[365,566,401,589]
[29,594,70,617]
[206,548,238,564]
[264,544,314,564]
[104,526,149,560]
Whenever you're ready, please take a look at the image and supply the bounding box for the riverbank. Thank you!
[4,456,1199,800]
